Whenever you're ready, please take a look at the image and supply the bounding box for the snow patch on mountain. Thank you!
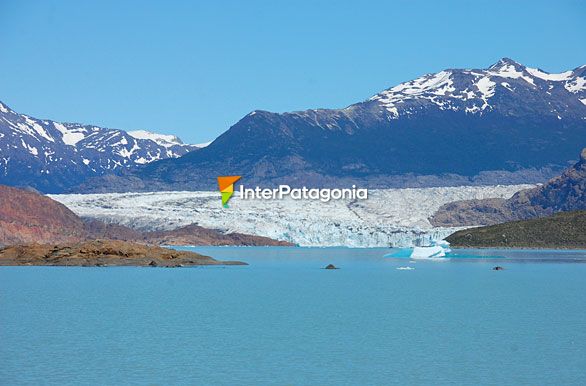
[51,184,534,247]
[526,67,573,81]
[194,141,212,148]
[53,122,86,146]
[566,76,586,93]
[475,77,495,109]
[128,130,185,148]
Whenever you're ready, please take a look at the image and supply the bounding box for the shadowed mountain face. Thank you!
[431,148,586,227]
[78,58,586,192]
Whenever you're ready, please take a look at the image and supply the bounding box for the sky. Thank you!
[1,0,584,144]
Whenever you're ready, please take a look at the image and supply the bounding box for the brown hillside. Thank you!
[0,185,86,244]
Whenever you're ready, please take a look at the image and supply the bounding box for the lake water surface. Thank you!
[1,247,586,385]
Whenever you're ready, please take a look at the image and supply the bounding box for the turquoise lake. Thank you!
[1,247,586,385]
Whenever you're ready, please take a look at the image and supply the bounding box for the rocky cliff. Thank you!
[431,148,586,226]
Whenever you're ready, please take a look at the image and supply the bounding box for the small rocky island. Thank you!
[0,240,246,267]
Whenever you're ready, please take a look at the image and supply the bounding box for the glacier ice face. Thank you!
[50,184,534,247]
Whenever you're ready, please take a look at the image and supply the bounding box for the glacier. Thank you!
[50,184,534,247]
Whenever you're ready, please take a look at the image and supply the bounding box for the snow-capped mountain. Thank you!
[0,101,199,192]
[81,58,586,193]
[369,58,586,118]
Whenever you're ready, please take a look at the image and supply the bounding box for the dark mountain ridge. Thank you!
[431,147,586,226]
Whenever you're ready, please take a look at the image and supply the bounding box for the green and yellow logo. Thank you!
[217,176,241,208]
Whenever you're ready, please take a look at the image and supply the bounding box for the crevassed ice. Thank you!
[50,184,534,248]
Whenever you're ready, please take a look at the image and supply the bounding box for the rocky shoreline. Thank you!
[446,211,586,249]
[0,240,247,267]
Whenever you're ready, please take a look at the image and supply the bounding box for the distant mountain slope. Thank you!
[0,101,199,192]
[431,148,586,226]
[78,58,586,192]
[446,211,586,249]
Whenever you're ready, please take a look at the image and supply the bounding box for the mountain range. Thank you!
[2,58,586,193]
[0,101,201,192]
[79,58,586,192]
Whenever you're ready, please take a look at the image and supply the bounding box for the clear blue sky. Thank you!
[1,0,584,143]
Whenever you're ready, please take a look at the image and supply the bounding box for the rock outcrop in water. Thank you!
[431,148,586,227]
[0,240,247,267]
